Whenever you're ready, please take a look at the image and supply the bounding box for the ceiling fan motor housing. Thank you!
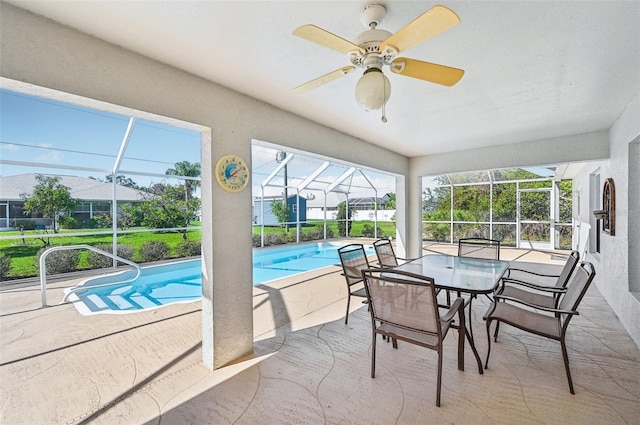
[351,29,394,67]
[360,4,387,28]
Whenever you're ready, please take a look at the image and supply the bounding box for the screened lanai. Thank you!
[0,88,203,278]
[251,140,396,246]
[421,165,577,250]
[1,87,586,282]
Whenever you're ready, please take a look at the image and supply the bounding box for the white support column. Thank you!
[111,117,135,267]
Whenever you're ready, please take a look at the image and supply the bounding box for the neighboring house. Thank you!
[0,174,146,230]
[306,193,395,221]
[340,195,391,211]
[253,195,307,225]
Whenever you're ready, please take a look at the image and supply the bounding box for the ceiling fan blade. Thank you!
[380,5,460,54]
[294,66,356,93]
[293,24,365,55]
[390,58,464,86]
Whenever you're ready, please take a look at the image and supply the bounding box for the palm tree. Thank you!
[166,161,201,201]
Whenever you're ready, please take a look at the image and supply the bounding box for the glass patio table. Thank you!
[392,253,510,373]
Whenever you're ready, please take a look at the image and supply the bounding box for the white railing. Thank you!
[39,244,141,307]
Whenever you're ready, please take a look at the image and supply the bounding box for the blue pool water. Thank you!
[66,241,373,315]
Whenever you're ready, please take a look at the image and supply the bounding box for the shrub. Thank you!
[87,244,135,268]
[139,240,170,262]
[362,224,375,238]
[0,253,11,281]
[15,220,36,230]
[37,248,80,275]
[176,240,201,257]
[301,224,327,241]
[59,216,80,229]
[263,232,287,246]
[94,213,112,229]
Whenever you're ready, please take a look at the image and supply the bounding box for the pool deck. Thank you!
[1,243,638,424]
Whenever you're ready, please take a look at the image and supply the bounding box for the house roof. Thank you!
[0,174,145,202]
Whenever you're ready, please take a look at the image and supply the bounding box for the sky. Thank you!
[0,89,396,199]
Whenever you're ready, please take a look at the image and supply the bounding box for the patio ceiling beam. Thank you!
[297,161,330,193]
[325,167,357,193]
[261,153,295,188]
[112,117,135,175]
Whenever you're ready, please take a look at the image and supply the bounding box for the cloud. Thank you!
[0,143,21,152]
[35,143,63,163]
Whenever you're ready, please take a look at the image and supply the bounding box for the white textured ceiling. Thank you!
[8,1,640,158]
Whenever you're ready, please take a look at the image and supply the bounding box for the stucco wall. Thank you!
[574,92,640,347]
[0,3,408,368]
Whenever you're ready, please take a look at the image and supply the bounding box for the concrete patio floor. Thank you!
[1,245,638,424]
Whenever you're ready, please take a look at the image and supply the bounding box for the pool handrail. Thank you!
[39,244,141,307]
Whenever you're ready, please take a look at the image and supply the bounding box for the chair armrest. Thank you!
[493,294,579,315]
[500,278,567,293]
[440,297,464,323]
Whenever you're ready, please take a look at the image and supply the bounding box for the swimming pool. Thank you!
[65,241,374,315]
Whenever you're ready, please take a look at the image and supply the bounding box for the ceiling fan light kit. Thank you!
[293,3,465,119]
[355,68,391,111]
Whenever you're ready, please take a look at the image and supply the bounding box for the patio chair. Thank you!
[361,268,466,407]
[373,238,414,267]
[484,261,596,394]
[492,250,580,340]
[338,244,372,324]
[500,250,580,305]
[458,237,501,260]
[451,237,502,306]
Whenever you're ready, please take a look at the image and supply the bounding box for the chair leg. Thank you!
[457,307,465,371]
[345,295,351,324]
[561,339,575,394]
[371,332,377,378]
[467,295,475,344]
[485,319,493,369]
[436,349,443,407]
[493,321,500,342]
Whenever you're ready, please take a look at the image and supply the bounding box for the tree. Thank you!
[139,184,200,240]
[270,198,291,231]
[105,174,138,188]
[20,175,78,234]
[336,202,354,237]
[384,193,396,209]
[421,169,572,244]
[166,161,201,201]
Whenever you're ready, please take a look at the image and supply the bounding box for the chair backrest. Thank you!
[555,250,580,290]
[458,238,501,260]
[338,244,370,287]
[558,262,596,328]
[373,239,398,267]
[362,268,440,336]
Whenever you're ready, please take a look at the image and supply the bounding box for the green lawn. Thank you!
[0,228,201,279]
[252,220,396,238]
[1,219,395,280]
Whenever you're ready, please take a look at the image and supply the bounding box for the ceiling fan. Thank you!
[293,4,464,120]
